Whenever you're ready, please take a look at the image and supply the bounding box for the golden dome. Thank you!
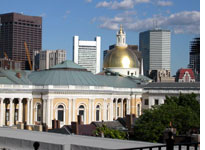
[103,46,139,68]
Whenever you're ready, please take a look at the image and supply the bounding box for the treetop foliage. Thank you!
[134,93,200,143]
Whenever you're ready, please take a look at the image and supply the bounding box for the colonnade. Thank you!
[0,97,134,128]
[0,97,32,127]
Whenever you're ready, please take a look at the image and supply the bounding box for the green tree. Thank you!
[94,124,126,140]
[134,93,200,143]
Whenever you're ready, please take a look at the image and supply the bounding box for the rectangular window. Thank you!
[155,99,159,105]
[144,99,149,105]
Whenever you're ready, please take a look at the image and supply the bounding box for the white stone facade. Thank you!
[0,84,142,128]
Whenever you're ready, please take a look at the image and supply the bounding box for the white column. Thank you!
[121,99,124,117]
[9,98,14,126]
[27,99,30,125]
[115,99,118,119]
[91,99,94,122]
[88,99,92,123]
[0,98,4,126]
[103,99,107,121]
[1,98,5,126]
[51,99,54,123]
[126,99,130,115]
[43,99,47,123]
[72,99,76,122]
[30,99,33,125]
[18,98,23,123]
[149,97,154,108]
[110,98,113,121]
[68,99,71,125]
[47,99,51,128]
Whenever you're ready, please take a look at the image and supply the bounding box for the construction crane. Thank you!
[24,42,33,70]
[4,52,8,59]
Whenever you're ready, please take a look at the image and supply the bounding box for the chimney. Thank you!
[57,120,60,129]
[71,122,79,134]
[52,119,57,129]
[16,72,21,78]
[78,115,83,125]
[126,114,133,131]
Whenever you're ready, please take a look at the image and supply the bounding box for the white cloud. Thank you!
[94,11,200,34]
[85,0,92,3]
[40,13,46,17]
[63,10,71,19]
[96,0,150,10]
[157,1,173,6]
[96,1,111,8]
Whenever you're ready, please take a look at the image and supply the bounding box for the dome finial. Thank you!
[116,24,127,47]
[120,24,123,33]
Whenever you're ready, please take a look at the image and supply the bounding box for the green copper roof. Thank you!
[28,69,137,88]
[0,69,31,85]
[0,60,139,88]
[51,60,85,70]
[29,70,99,86]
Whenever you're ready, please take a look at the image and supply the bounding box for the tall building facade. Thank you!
[39,49,66,70]
[73,36,101,74]
[188,37,200,81]
[0,12,42,70]
[139,29,171,76]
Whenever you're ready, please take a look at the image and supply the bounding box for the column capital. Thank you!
[27,98,32,102]
[43,98,48,102]
[9,98,14,102]
[18,98,23,102]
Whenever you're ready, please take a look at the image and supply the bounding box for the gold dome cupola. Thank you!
[103,25,139,69]
[116,25,127,47]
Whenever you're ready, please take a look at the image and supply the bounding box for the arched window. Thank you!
[96,105,100,121]
[78,105,85,123]
[36,103,41,122]
[57,105,64,122]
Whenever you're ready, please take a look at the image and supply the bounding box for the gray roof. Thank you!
[143,82,200,90]
[0,128,164,150]
[92,120,127,131]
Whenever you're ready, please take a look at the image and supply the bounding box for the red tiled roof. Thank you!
[177,69,195,79]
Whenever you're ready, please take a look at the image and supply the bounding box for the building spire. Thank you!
[116,24,127,47]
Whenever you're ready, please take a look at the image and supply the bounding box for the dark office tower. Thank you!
[188,37,200,81]
[0,12,42,70]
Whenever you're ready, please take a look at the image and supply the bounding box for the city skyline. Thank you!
[0,0,200,75]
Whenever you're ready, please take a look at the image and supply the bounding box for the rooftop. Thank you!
[0,127,163,150]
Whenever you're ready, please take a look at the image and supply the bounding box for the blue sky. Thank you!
[0,0,200,75]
